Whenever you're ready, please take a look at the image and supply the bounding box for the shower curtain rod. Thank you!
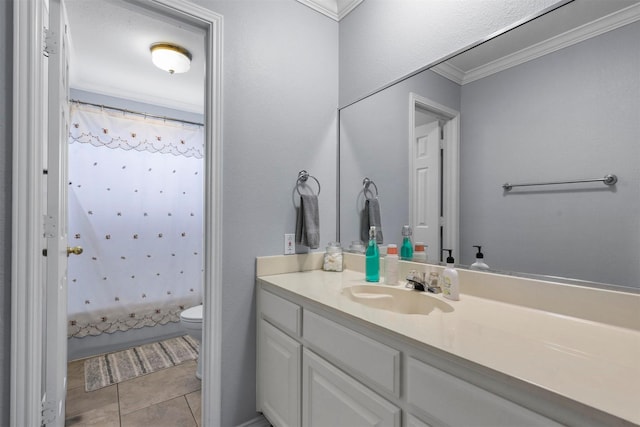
[70,99,204,127]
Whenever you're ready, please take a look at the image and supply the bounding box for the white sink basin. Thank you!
[343,284,453,315]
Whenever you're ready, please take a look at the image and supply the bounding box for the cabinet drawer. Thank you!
[303,310,400,397]
[260,288,301,336]
[406,357,561,426]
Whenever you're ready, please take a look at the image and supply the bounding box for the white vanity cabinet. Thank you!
[257,282,565,427]
[257,285,400,427]
[256,286,302,427]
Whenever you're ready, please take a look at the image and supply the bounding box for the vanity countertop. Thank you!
[257,268,640,425]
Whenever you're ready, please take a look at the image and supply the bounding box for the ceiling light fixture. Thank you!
[150,43,192,74]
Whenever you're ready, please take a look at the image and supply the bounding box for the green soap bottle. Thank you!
[365,226,380,282]
[400,225,413,260]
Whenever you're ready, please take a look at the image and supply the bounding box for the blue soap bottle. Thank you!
[365,226,380,282]
[400,225,413,260]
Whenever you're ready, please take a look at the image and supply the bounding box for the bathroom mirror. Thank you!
[339,0,640,289]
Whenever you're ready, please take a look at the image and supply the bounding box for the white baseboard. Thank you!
[236,414,271,427]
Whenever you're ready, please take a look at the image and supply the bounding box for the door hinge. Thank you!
[43,27,57,57]
[41,399,57,425]
[439,216,446,226]
[43,215,57,238]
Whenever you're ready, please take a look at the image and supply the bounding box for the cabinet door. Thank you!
[258,320,301,427]
[303,349,400,427]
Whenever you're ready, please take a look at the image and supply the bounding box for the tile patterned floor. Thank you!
[66,353,201,427]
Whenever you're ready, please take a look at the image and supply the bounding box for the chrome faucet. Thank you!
[405,270,441,293]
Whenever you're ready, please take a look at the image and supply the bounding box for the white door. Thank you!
[411,121,441,262]
[258,320,302,427]
[44,0,71,425]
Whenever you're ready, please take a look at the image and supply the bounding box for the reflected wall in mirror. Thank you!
[339,1,640,289]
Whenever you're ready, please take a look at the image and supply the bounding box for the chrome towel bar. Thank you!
[503,174,618,191]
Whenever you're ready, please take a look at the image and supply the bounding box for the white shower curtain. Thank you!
[67,103,204,338]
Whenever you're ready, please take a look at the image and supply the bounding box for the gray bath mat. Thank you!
[84,335,199,392]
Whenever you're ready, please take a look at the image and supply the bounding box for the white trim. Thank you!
[430,61,465,86]
[11,1,224,426]
[408,93,459,261]
[442,116,460,259]
[11,1,47,425]
[432,3,640,85]
[295,0,363,21]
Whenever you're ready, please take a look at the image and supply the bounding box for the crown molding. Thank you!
[296,0,363,21]
[433,3,640,86]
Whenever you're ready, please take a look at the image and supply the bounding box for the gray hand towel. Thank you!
[295,194,320,249]
[368,198,383,244]
[360,204,370,243]
[360,198,383,244]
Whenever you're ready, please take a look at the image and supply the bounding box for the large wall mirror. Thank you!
[339,0,639,290]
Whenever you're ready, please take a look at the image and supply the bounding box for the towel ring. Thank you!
[296,170,321,196]
[363,177,378,200]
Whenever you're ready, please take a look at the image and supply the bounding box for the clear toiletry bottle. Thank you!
[384,244,399,285]
[400,225,413,261]
[323,242,343,272]
[441,249,459,301]
[470,245,489,271]
[413,242,427,262]
[365,226,380,282]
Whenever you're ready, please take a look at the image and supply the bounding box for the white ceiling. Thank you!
[64,0,206,113]
[64,0,640,114]
[63,0,362,114]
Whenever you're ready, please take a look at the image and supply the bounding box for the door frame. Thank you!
[408,92,460,261]
[11,1,223,425]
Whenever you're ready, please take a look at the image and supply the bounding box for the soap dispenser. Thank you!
[441,249,459,301]
[470,245,489,271]
[400,225,413,260]
[365,226,380,282]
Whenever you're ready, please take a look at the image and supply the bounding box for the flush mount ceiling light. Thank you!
[150,43,192,74]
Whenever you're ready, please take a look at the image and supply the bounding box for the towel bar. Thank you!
[502,174,618,191]
[296,170,321,196]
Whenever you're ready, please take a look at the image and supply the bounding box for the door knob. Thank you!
[67,246,83,256]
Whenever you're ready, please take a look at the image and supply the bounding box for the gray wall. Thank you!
[0,0,11,422]
[200,1,338,425]
[338,0,563,106]
[459,22,640,288]
[340,69,459,248]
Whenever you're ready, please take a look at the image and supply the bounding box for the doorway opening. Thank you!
[11,1,222,426]
[409,93,460,263]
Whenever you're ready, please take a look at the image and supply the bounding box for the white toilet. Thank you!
[180,304,203,379]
